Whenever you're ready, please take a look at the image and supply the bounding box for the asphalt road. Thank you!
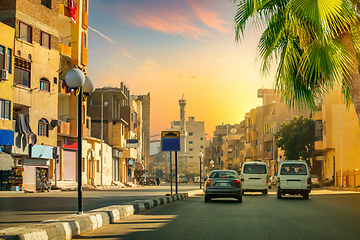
[75,188,360,240]
[0,183,199,230]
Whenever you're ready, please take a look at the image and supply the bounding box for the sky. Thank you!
[87,0,275,139]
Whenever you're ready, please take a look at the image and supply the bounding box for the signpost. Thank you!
[161,131,180,195]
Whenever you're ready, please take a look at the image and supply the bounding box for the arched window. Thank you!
[38,118,49,137]
[40,78,50,92]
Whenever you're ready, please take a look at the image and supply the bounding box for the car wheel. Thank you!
[277,190,282,199]
[204,195,210,202]
[303,192,309,200]
[237,194,242,203]
[262,190,268,195]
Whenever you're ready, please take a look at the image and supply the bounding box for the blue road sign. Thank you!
[161,131,180,151]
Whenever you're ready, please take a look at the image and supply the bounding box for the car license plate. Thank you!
[220,183,228,187]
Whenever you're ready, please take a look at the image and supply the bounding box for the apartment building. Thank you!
[0,22,15,174]
[314,87,360,187]
[0,0,60,192]
[244,108,257,161]
[56,0,91,188]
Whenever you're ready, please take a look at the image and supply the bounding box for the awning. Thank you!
[0,152,14,170]
[135,161,144,171]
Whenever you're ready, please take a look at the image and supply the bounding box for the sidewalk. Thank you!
[322,186,360,192]
[0,189,204,240]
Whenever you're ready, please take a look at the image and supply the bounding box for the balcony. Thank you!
[59,3,71,17]
[315,140,323,150]
[58,41,71,59]
[12,132,29,156]
[58,80,71,95]
[264,133,274,142]
[58,121,70,136]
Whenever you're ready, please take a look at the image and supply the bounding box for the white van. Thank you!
[277,160,311,199]
[241,161,268,194]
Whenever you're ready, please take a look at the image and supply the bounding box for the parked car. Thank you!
[310,174,321,188]
[204,170,242,203]
[146,176,156,185]
[277,160,311,200]
[178,177,188,183]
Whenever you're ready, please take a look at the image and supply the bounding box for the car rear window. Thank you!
[209,171,238,178]
[310,174,318,178]
[243,164,267,174]
[280,164,307,175]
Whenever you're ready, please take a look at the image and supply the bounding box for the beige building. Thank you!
[56,0,91,189]
[314,87,360,187]
[1,0,60,192]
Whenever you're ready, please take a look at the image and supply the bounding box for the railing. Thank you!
[336,170,360,188]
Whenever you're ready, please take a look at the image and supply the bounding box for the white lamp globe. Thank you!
[198,152,203,158]
[65,69,86,88]
[83,76,95,94]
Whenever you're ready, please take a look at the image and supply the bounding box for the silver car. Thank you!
[204,170,242,203]
[310,174,321,188]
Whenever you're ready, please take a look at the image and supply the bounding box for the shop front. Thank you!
[0,130,16,191]
[23,144,54,192]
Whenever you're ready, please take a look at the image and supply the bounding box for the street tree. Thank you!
[274,116,315,165]
[232,0,360,124]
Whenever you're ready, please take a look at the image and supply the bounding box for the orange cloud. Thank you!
[186,0,230,33]
[124,10,209,39]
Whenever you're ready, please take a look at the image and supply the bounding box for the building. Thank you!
[56,0,90,188]
[314,87,360,187]
[1,0,61,192]
[0,22,15,178]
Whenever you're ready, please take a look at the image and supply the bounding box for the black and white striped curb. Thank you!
[0,190,203,240]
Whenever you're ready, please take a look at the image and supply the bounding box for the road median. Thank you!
[0,189,203,240]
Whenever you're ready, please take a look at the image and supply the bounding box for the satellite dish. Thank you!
[230,128,237,134]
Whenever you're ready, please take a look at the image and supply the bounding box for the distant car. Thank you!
[310,174,321,188]
[204,170,242,203]
[146,176,156,185]
[178,177,188,183]
[193,176,200,183]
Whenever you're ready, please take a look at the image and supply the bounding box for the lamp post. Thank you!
[198,152,203,189]
[65,69,94,214]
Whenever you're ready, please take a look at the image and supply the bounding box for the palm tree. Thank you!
[232,0,360,124]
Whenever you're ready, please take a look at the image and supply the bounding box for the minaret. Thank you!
[178,95,188,164]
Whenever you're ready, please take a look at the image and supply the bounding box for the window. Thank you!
[189,148,193,151]
[7,48,12,74]
[41,32,50,49]
[38,118,49,137]
[41,0,51,9]
[19,22,32,43]
[200,137,203,140]
[96,160,100,172]
[188,132,193,136]
[82,32,87,48]
[189,141,193,144]
[201,146,203,149]
[243,164,267,174]
[40,78,50,92]
[14,58,31,87]
[0,99,11,120]
[0,45,4,69]
[84,0,88,12]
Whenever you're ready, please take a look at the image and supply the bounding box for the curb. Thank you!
[0,189,203,240]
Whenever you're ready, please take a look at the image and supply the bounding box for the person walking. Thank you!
[156,176,160,186]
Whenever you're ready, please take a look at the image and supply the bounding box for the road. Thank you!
[75,188,360,240]
[0,183,199,230]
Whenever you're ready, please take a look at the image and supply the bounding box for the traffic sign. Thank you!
[161,131,180,151]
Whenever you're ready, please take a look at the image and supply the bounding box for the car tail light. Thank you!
[317,178,319,182]
[307,177,311,185]
[278,178,280,186]
[236,180,240,188]
[206,180,211,187]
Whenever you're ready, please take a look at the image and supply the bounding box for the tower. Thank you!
[178,95,188,164]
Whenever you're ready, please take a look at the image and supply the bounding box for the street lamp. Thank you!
[198,152,203,189]
[65,69,94,214]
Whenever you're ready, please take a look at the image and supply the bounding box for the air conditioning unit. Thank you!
[51,119,62,127]
[318,124,323,130]
[0,69,8,81]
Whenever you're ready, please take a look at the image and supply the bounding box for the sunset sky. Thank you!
[87,0,275,139]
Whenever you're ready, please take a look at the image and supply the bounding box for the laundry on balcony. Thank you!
[18,114,37,145]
